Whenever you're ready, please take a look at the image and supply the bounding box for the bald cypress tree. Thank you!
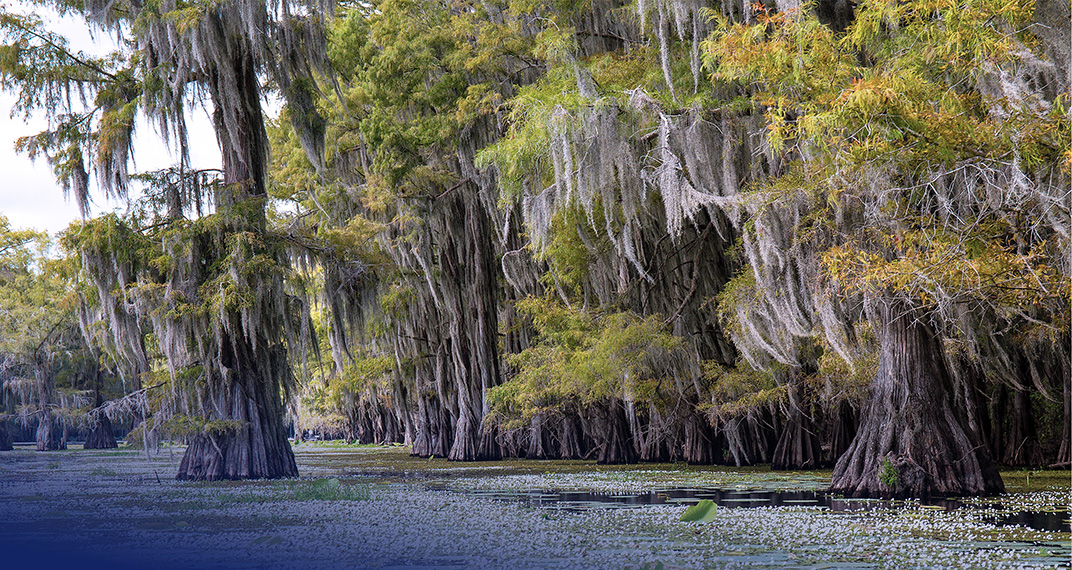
[708,0,1068,496]
[2,1,331,479]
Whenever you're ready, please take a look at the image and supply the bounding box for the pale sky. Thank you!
[0,4,221,236]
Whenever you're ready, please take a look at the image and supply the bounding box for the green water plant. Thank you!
[880,457,899,489]
[680,499,718,522]
[290,478,371,502]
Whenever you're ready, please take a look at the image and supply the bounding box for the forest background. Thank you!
[0,0,1067,498]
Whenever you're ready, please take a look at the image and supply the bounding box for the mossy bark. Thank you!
[772,379,822,470]
[830,302,1004,498]
[0,422,11,451]
[84,415,117,449]
[595,398,638,464]
[175,45,295,480]
[177,339,297,480]
[84,372,117,449]
[34,364,65,452]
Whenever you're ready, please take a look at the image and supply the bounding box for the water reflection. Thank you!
[459,486,1070,533]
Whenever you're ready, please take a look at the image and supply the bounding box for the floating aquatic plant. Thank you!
[679,499,717,522]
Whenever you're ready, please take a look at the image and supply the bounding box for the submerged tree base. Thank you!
[177,431,298,481]
[83,416,117,449]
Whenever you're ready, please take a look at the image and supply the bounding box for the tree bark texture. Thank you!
[175,343,297,480]
[0,422,11,451]
[825,399,858,465]
[34,364,65,451]
[175,39,297,479]
[436,188,502,461]
[772,378,822,470]
[595,398,639,464]
[830,302,1004,498]
[83,414,118,449]
[1002,387,1044,467]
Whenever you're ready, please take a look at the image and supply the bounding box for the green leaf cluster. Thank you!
[489,297,685,428]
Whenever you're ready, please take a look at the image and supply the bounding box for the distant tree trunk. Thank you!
[526,414,553,459]
[34,362,65,452]
[84,372,117,449]
[830,301,1004,497]
[634,404,669,462]
[826,399,857,465]
[772,378,822,470]
[1060,368,1071,465]
[1002,387,1044,467]
[722,408,776,466]
[411,395,434,457]
[988,383,1008,462]
[0,422,11,451]
[682,412,721,465]
[596,398,638,464]
[84,415,117,449]
[559,414,586,459]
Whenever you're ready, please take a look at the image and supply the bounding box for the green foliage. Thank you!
[289,477,371,501]
[489,297,685,427]
[879,457,899,489]
[707,0,1070,377]
[0,215,107,440]
[680,499,718,522]
[700,360,785,418]
[159,415,246,439]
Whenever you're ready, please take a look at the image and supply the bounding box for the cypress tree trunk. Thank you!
[596,398,638,464]
[441,190,502,461]
[84,381,117,450]
[411,395,435,457]
[34,363,65,452]
[681,412,721,465]
[177,340,297,480]
[559,414,586,459]
[1060,370,1071,465]
[988,384,1008,462]
[830,301,1004,497]
[1002,388,1044,467]
[174,41,297,480]
[84,415,117,449]
[772,379,822,470]
[526,414,552,459]
[826,400,858,465]
[0,422,11,451]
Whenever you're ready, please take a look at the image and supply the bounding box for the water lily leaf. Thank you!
[681,499,718,522]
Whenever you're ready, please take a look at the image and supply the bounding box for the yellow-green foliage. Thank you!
[538,204,615,296]
[706,0,1063,166]
[707,0,1070,357]
[331,355,394,403]
[0,217,78,362]
[700,360,785,418]
[821,226,1070,313]
[159,415,246,439]
[489,297,685,428]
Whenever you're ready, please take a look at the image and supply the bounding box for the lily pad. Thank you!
[681,499,718,522]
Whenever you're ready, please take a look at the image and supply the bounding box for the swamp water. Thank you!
[0,443,1067,569]
[447,487,1069,533]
